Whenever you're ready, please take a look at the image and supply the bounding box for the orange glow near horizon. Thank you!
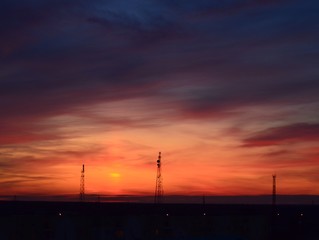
[1,101,319,199]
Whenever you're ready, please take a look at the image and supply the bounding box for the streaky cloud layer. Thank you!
[0,0,319,199]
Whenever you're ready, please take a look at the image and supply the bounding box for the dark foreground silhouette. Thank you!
[0,201,318,239]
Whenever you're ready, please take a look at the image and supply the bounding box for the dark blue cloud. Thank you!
[0,0,318,127]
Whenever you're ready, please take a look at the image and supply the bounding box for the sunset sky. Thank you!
[1,0,319,200]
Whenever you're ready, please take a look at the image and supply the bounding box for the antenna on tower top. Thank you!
[154,152,164,204]
[80,164,85,201]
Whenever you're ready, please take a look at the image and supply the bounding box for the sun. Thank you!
[110,172,121,178]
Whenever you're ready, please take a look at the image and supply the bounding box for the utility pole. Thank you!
[272,174,276,206]
[80,164,85,201]
[154,152,163,204]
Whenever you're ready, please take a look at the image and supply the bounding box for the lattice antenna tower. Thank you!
[80,164,85,201]
[154,152,163,204]
[272,174,276,206]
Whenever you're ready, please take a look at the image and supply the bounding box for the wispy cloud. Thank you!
[242,123,319,147]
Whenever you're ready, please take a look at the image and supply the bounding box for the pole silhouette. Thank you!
[80,164,85,201]
[154,152,163,204]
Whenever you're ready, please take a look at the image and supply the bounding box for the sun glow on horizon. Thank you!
[110,172,121,178]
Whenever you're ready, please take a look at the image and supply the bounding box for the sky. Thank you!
[1,0,319,201]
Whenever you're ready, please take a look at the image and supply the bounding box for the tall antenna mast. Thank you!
[80,164,85,201]
[154,152,163,204]
[272,174,276,206]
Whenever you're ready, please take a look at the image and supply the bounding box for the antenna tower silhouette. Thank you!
[80,164,85,201]
[272,174,276,206]
[154,152,163,204]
